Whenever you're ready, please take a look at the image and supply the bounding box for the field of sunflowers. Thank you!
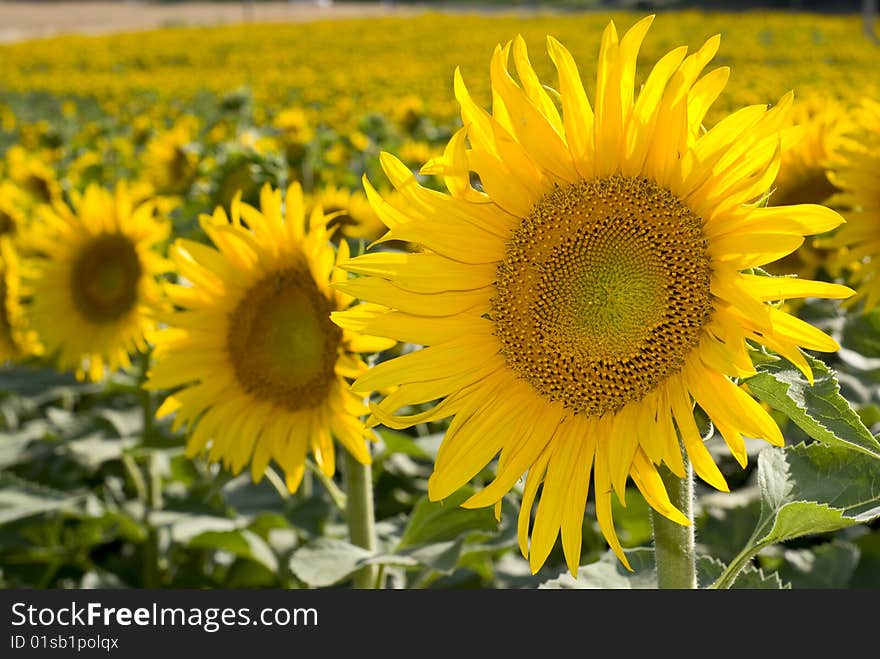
[1,8,880,591]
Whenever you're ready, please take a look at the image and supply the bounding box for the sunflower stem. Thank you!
[139,350,153,440]
[343,450,379,589]
[651,452,697,589]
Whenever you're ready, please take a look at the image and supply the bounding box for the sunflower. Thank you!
[771,96,847,208]
[143,121,200,195]
[334,17,854,575]
[307,185,385,242]
[273,106,314,165]
[0,237,40,363]
[0,181,27,238]
[820,98,880,311]
[5,146,62,208]
[764,96,848,278]
[24,183,169,381]
[145,184,394,491]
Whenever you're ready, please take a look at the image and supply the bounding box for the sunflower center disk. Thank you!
[71,233,142,322]
[0,210,14,236]
[492,176,713,416]
[227,268,341,411]
[0,277,12,342]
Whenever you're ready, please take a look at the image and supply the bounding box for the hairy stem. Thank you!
[651,452,697,589]
[343,450,379,589]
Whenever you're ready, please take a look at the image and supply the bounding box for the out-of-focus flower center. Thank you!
[226,266,340,411]
[71,233,142,322]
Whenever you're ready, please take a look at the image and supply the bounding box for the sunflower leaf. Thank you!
[746,352,880,459]
[711,443,880,588]
[0,473,84,525]
[757,443,880,540]
[777,541,860,588]
[187,529,279,573]
[539,548,657,589]
[729,565,790,589]
[398,488,498,549]
[288,538,373,588]
[753,443,880,550]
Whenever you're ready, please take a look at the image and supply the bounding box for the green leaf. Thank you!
[375,428,430,460]
[697,556,788,588]
[777,541,860,588]
[746,352,880,459]
[0,432,37,470]
[841,307,880,363]
[67,434,139,471]
[288,538,372,588]
[152,511,240,544]
[398,487,498,549]
[94,407,144,438]
[696,556,725,588]
[187,529,278,573]
[0,474,83,524]
[761,502,855,545]
[757,443,880,545]
[0,366,97,402]
[539,548,657,589]
[852,531,880,588]
[375,539,464,575]
[730,565,789,589]
[697,488,762,564]
[711,443,880,588]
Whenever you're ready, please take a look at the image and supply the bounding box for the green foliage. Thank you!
[708,443,880,588]
[746,352,880,459]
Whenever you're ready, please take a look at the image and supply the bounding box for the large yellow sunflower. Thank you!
[821,98,880,311]
[145,184,394,491]
[24,183,169,381]
[334,17,854,575]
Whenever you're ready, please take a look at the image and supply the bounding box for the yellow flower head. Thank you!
[821,98,880,311]
[771,94,849,207]
[0,181,27,239]
[307,185,385,242]
[143,120,200,195]
[763,96,850,280]
[146,184,395,490]
[0,237,41,363]
[5,146,62,208]
[24,183,170,381]
[335,17,854,575]
[393,95,425,132]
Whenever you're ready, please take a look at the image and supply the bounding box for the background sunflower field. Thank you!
[1,2,880,590]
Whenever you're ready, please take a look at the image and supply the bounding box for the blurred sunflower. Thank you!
[308,185,385,242]
[0,237,40,363]
[273,107,314,165]
[145,184,394,491]
[393,95,425,133]
[5,146,62,207]
[143,122,200,195]
[24,183,169,381]
[764,96,848,278]
[0,181,27,238]
[335,17,853,575]
[820,98,880,311]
